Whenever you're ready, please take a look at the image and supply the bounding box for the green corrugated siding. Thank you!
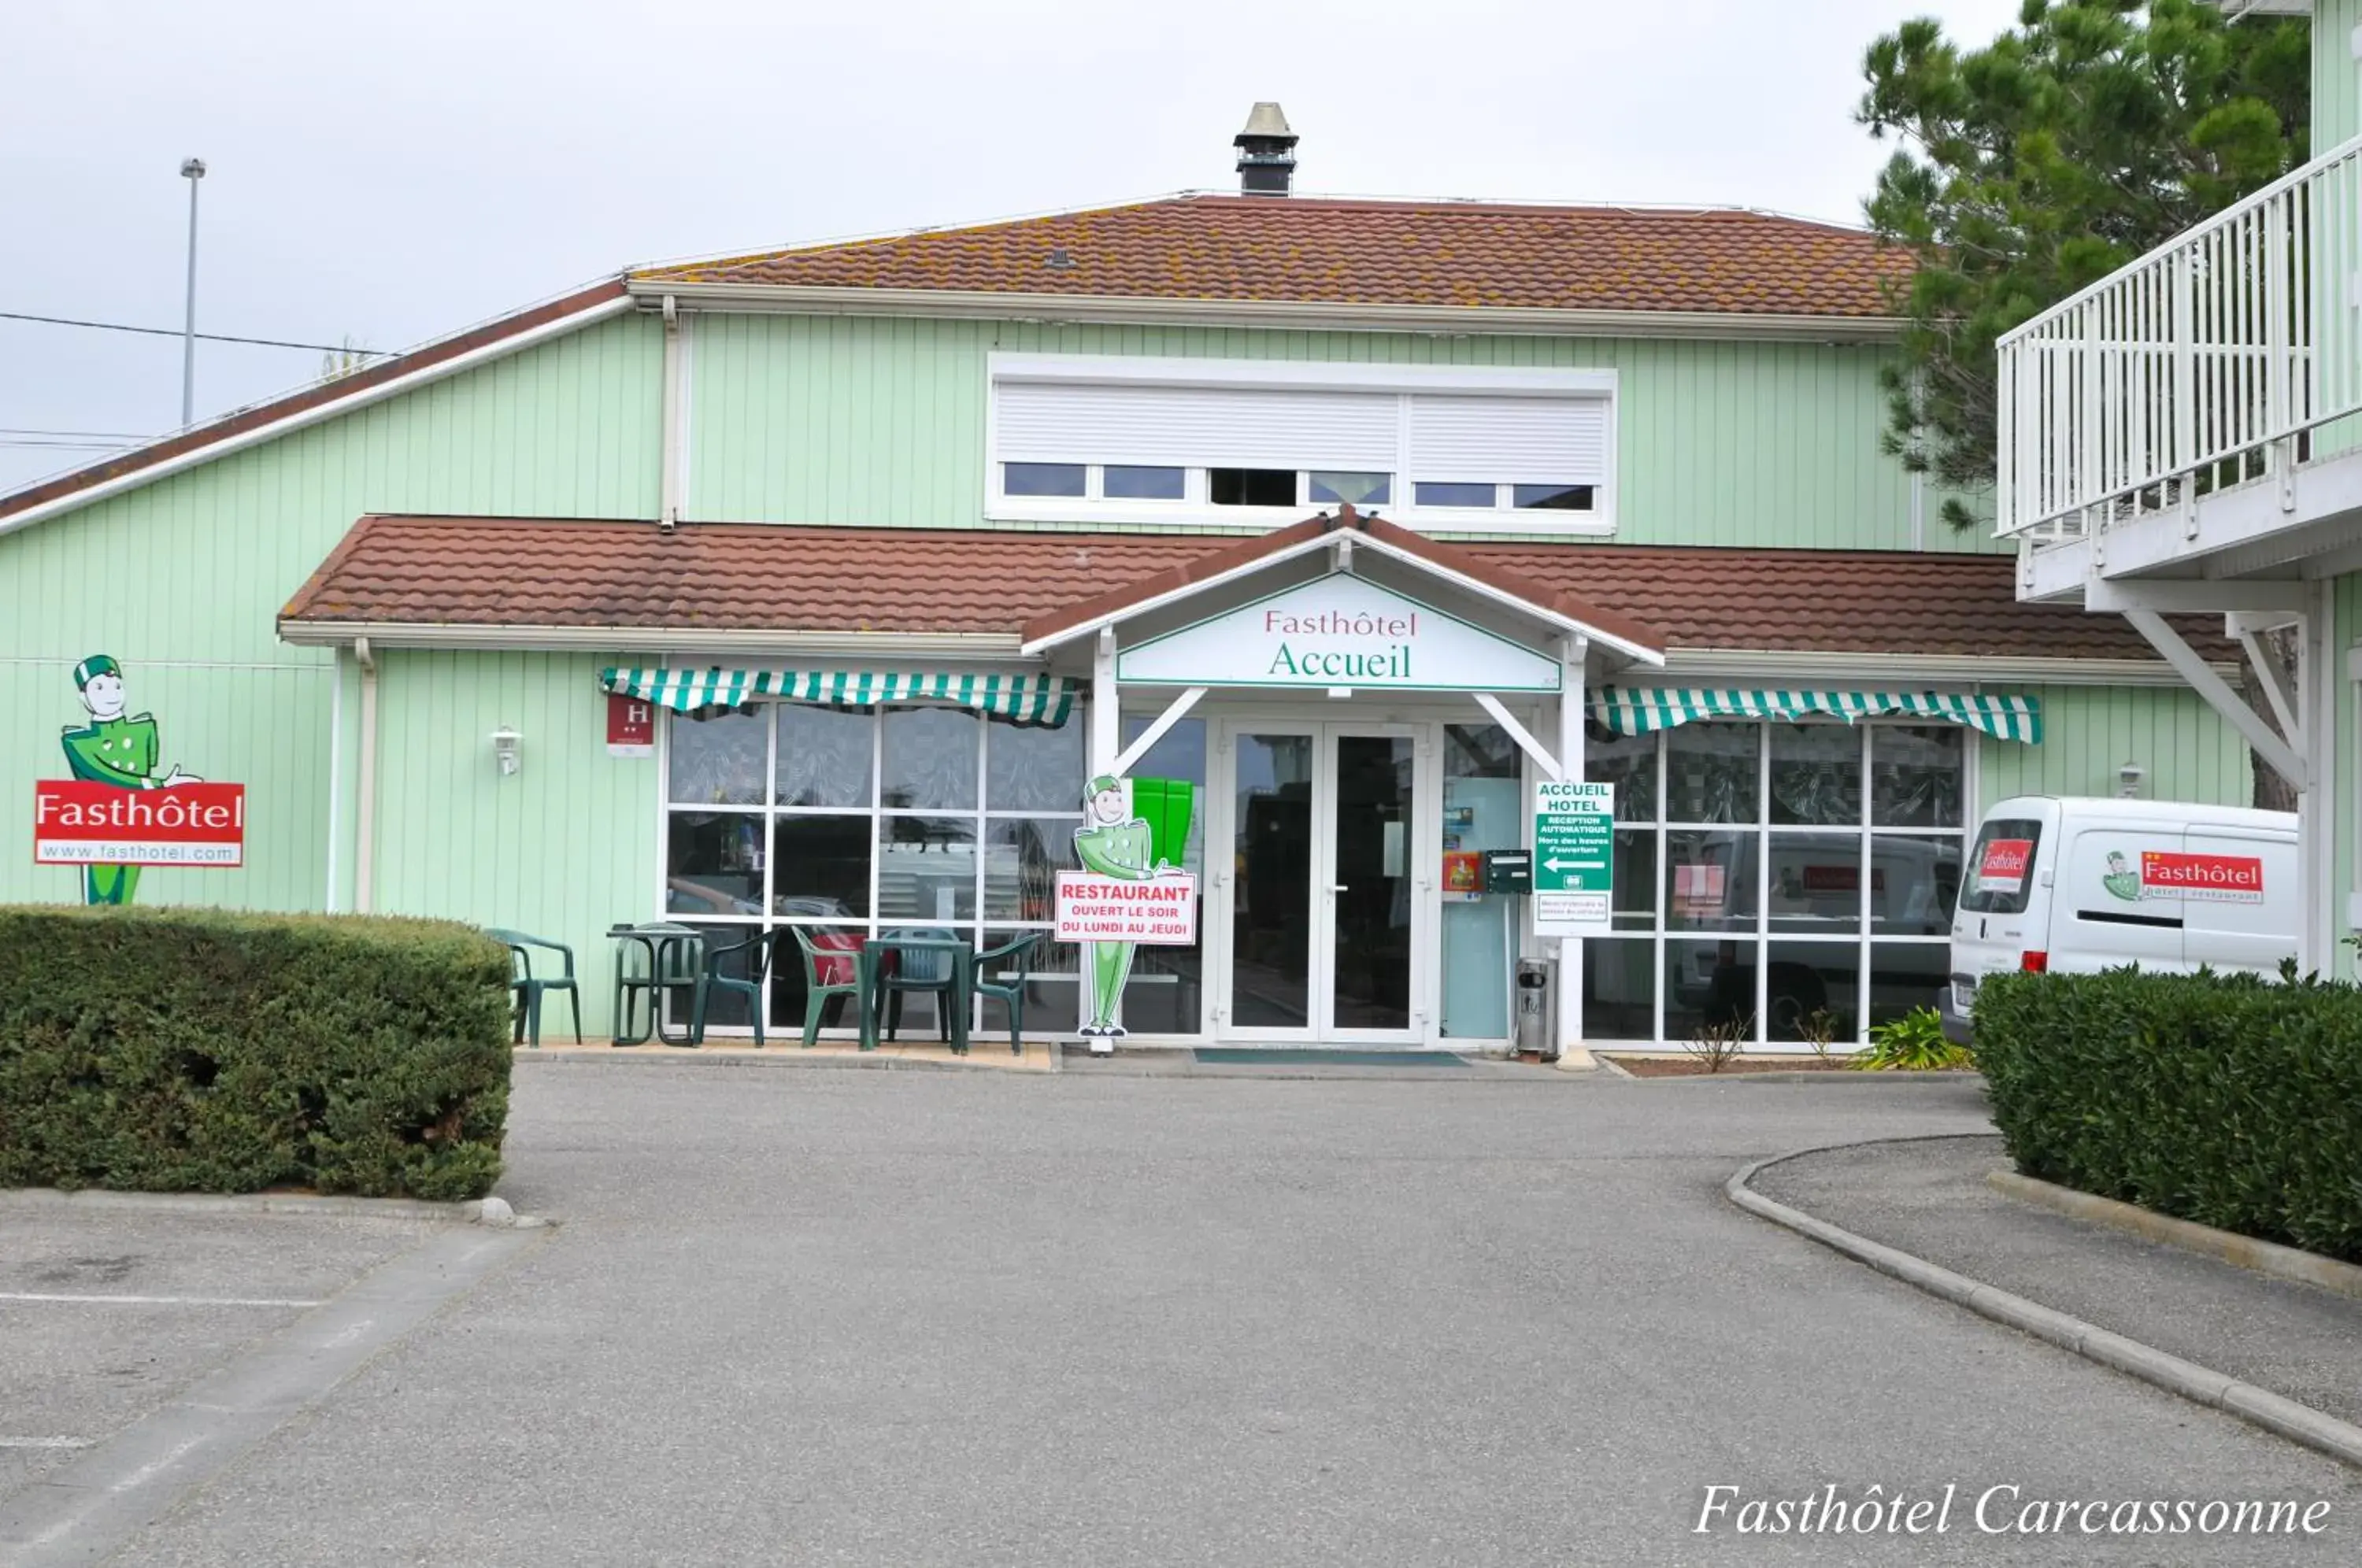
[1977,683,2251,812]
[371,651,657,1033]
[2316,1,2359,150]
[2338,572,2360,978]
[685,314,1988,553]
[0,311,662,918]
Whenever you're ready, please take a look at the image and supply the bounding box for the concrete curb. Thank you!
[1603,1064,1982,1085]
[1727,1137,2362,1472]
[515,1048,1049,1075]
[0,1187,542,1228]
[1988,1169,2362,1304]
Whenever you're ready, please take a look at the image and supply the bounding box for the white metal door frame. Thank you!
[1212,718,1431,1045]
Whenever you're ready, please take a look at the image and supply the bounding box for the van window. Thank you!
[1960,819,2042,914]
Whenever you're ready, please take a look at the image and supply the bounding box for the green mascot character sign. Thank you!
[46,656,213,907]
[1059,774,1198,1055]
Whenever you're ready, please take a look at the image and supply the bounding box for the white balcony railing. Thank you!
[1996,132,2362,542]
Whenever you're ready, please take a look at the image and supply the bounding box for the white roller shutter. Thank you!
[997,381,1398,468]
[1407,394,1609,485]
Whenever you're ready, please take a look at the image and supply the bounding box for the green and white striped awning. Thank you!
[600,668,1077,727]
[1590,688,2042,744]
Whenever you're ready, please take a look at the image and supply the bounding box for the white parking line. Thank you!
[0,1439,92,1451]
[0,1292,321,1309]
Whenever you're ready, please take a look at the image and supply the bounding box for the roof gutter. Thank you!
[625,279,1902,345]
[276,620,1029,657]
[0,293,637,540]
[1657,649,2233,687]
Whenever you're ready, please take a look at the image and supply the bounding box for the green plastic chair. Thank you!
[790,926,868,1048]
[690,927,782,1048]
[879,926,959,1045]
[485,928,583,1048]
[972,932,1041,1056]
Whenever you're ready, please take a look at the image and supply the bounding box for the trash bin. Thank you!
[1514,959,1553,1058]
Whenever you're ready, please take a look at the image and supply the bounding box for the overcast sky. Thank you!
[0,0,2024,494]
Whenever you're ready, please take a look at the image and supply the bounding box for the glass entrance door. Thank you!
[1218,723,1425,1043]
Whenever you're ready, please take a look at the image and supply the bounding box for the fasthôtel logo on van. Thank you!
[2105,849,2266,905]
[1263,606,1420,682]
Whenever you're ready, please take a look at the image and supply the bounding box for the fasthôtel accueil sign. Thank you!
[1116,572,1561,693]
[32,779,247,867]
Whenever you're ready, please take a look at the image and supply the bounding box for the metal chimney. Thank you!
[1234,102,1298,196]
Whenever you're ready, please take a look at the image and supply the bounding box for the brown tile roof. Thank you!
[635,195,1909,319]
[280,513,2217,666]
[0,281,628,526]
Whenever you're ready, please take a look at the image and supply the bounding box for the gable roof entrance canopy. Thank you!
[1017,505,1664,782]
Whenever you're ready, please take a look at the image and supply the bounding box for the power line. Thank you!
[0,310,384,357]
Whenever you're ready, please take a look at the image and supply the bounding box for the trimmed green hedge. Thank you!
[0,907,512,1200]
[1975,967,2362,1263]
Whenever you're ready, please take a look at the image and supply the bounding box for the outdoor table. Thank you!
[855,934,975,1055]
[608,923,707,1046]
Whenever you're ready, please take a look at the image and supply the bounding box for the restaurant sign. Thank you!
[1053,871,1199,946]
[1116,573,1560,693]
[33,778,246,867]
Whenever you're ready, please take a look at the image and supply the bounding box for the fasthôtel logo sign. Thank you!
[1116,572,1562,693]
[1261,606,1420,682]
[34,778,247,868]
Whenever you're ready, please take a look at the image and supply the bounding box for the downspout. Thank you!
[659,294,683,531]
[354,635,379,914]
[324,650,344,912]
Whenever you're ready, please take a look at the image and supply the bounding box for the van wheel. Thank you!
[1766,967,1828,1039]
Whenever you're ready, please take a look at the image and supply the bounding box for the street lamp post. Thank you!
[180,157,205,428]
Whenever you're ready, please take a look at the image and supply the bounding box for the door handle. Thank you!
[1331,884,1349,893]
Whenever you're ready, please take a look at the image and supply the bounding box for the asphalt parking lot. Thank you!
[6,1064,2357,1566]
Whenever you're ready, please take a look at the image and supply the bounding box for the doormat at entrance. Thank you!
[1190,1048,1469,1067]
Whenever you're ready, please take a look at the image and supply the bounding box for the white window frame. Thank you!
[1572,719,1977,1052]
[654,699,1087,1041]
[984,354,1618,536]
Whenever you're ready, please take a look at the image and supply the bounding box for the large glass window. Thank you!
[661,701,1085,1039]
[1581,721,1967,1050]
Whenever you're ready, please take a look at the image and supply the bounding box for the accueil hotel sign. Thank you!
[1116,573,1562,692]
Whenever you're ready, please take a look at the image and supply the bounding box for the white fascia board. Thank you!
[628,280,1903,345]
[1346,530,1664,666]
[1657,648,2231,687]
[2095,447,2362,582]
[989,353,1620,397]
[1016,531,1340,655]
[0,294,638,540]
[2083,579,2316,614]
[277,621,1025,657]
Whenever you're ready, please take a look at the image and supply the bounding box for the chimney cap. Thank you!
[1234,102,1296,146]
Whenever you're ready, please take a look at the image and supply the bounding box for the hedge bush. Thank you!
[1974,967,2362,1263]
[0,907,512,1200]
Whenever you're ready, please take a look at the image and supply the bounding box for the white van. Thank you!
[1941,795,2300,1044]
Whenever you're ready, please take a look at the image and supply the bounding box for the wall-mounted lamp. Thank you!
[2116,761,2145,799]
[491,726,522,777]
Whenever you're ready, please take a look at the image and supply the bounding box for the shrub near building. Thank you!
[1974,968,2362,1264]
[0,908,512,1201]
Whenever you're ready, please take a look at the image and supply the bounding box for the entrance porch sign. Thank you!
[1117,573,1561,693]
[1531,779,1612,935]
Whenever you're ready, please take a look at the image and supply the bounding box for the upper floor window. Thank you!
[987,355,1616,535]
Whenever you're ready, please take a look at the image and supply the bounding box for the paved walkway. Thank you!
[1751,1134,2362,1429]
[10,1069,2359,1564]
